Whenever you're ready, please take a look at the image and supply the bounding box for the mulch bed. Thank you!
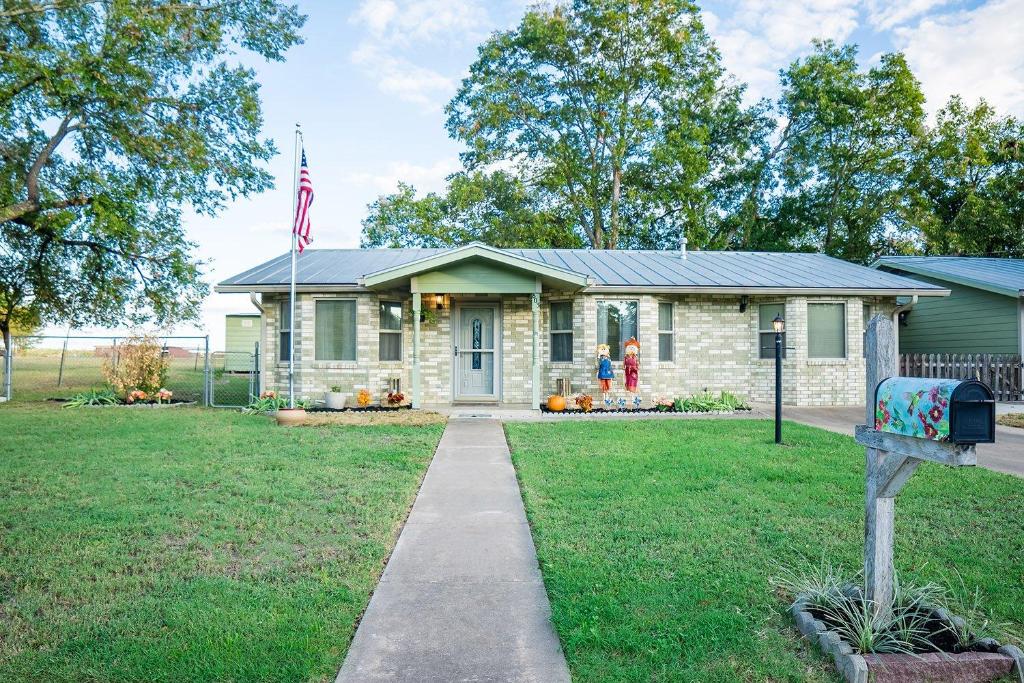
[307,405,411,413]
[540,406,754,416]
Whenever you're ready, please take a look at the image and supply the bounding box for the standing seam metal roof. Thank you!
[217,248,945,291]
[873,257,1024,297]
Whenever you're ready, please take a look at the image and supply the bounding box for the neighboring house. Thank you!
[873,257,1024,357]
[224,313,261,372]
[215,243,944,408]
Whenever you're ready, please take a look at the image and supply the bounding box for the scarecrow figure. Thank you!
[596,343,614,408]
[623,337,641,408]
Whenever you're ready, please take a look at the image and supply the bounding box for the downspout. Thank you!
[891,295,918,364]
[250,291,268,395]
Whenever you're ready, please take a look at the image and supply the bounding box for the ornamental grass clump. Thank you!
[102,335,168,400]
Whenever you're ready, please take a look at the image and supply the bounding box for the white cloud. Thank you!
[704,0,861,102]
[892,0,1024,116]
[865,0,953,31]
[349,0,490,106]
[345,157,461,194]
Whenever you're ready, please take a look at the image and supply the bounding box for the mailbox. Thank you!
[874,377,995,444]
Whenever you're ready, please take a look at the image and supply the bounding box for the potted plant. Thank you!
[325,385,347,410]
[384,390,405,408]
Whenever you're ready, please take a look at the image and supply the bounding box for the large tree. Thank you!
[0,0,304,351]
[908,96,1024,256]
[761,41,927,263]
[443,0,762,249]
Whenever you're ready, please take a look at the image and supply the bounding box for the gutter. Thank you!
[249,291,267,314]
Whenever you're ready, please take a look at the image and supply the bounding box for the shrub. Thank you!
[64,388,119,407]
[102,335,168,399]
[357,388,372,407]
[575,394,593,412]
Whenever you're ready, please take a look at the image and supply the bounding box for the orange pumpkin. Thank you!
[547,394,566,412]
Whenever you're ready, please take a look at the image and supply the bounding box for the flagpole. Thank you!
[288,122,302,409]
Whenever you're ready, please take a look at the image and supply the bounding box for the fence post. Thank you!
[2,336,11,401]
[203,335,210,407]
[57,334,69,388]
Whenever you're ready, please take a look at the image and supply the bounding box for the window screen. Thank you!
[808,303,846,358]
[550,301,573,362]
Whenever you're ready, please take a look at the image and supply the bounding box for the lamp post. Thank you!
[773,314,785,444]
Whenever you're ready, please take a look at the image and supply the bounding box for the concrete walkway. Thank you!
[336,418,570,683]
[778,405,1024,479]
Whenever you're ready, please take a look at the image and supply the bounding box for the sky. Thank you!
[45,0,1024,349]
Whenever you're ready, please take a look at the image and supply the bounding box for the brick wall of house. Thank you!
[260,291,896,407]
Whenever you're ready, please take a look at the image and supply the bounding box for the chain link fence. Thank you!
[1,336,259,407]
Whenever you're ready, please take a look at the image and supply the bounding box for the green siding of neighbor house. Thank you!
[415,260,538,294]
[886,272,1020,354]
[225,314,260,371]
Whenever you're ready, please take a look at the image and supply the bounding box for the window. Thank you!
[758,303,787,359]
[379,301,402,361]
[549,301,573,362]
[315,299,357,361]
[279,301,291,362]
[658,302,674,362]
[809,303,847,358]
[597,300,638,361]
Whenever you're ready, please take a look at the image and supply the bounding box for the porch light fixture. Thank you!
[434,294,445,310]
[772,314,785,444]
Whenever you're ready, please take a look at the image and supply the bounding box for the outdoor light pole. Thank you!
[773,314,785,444]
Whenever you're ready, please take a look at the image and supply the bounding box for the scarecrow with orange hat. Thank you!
[623,337,641,408]
[596,343,614,408]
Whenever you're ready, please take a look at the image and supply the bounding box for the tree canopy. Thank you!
[362,2,1023,262]
[0,0,305,345]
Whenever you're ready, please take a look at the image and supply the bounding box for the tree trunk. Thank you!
[609,165,621,250]
[1,323,11,401]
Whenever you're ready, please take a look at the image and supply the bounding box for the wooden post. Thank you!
[412,292,421,409]
[531,291,540,410]
[864,315,900,614]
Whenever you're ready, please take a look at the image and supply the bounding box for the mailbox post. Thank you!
[857,316,994,617]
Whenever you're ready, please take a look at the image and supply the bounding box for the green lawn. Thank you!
[0,404,443,682]
[506,419,1024,683]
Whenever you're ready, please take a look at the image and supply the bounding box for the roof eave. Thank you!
[872,259,1020,298]
[214,284,368,294]
[584,285,950,296]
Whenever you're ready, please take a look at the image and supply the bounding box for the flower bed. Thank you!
[540,405,751,415]
[308,405,412,413]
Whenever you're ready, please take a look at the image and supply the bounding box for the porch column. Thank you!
[531,291,540,409]
[412,291,421,408]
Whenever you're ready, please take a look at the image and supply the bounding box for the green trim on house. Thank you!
[415,260,539,294]
[360,242,590,291]
[887,272,1020,354]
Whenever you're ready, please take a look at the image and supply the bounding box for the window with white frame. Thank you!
[315,299,357,361]
[379,301,402,361]
[279,301,291,362]
[549,301,573,362]
[808,302,847,358]
[758,303,787,359]
[658,302,674,362]
[597,300,638,361]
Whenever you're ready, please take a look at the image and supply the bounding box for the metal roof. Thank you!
[873,256,1024,298]
[217,247,946,294]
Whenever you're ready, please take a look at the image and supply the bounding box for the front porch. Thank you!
[359,244,591,409]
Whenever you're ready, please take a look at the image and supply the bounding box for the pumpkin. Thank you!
[547,394,567,412]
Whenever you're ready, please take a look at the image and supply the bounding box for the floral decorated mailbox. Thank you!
[874,377,995,444]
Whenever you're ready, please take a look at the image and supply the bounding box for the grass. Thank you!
[506,419,1024,682]
[0,403,444,682]
[5,351,251,404]
[997,413,1024,429]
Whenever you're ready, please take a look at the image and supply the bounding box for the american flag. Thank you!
[293,149,314,252]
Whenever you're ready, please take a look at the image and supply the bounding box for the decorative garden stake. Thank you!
[856,316,993,618]
[596,343,613,408]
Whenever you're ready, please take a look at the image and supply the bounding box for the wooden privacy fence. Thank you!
[899,353,1022,402]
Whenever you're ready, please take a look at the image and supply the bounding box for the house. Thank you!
[215,243,945,408]
[224,313,261,372]
[873,257,1024,357]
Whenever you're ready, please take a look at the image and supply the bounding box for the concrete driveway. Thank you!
[777,405,1024,478]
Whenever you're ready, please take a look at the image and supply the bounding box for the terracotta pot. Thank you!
[275,408,307,426]
[547,394,567,412]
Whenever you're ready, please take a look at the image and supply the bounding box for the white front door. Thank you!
[455,305,498,400]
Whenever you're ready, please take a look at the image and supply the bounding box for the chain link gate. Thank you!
[209,343,260,407]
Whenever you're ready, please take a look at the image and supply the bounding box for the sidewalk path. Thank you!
[336,418,571,683]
